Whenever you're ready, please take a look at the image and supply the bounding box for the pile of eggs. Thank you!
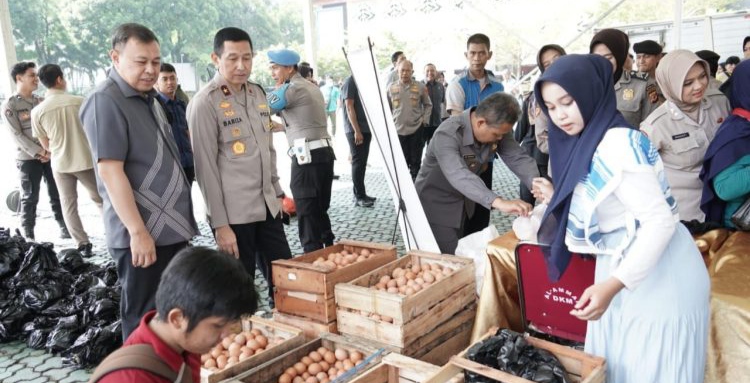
[278,347,364,383]
[369,263,455,296]
[202,329,283,371]
[311,248,378,271]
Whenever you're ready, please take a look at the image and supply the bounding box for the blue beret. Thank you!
[267,49,300,66]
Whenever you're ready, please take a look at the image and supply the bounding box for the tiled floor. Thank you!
[0,139,521,382]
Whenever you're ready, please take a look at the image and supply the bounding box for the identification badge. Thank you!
[622,88,634,101]
[219,101,231,109]
[293,138,312,165]
[231,127,242,137]
[671,132,689,140]
[232,140,246,155]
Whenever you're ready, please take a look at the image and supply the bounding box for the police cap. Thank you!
[267,49,300,66]
[633,40,662,55]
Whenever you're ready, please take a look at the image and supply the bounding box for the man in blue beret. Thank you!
[266,49,335,253]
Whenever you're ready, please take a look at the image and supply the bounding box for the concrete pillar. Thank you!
[302,0,318,71]
[0,0,17,96]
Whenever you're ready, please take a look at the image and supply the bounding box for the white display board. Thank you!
[345,42,440,253]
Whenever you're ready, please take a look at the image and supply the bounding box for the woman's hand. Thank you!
[570,277,625,321]
[531,177,554,204]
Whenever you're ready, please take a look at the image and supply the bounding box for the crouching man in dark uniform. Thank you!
[267,49,336,253]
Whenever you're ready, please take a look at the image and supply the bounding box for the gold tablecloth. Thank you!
[473,229,750,383]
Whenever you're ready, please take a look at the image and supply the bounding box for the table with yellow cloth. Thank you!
[473,229,750,383]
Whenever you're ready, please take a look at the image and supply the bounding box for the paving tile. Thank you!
[4,369,41,382]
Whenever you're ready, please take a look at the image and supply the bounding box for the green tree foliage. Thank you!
[7,0,304,92]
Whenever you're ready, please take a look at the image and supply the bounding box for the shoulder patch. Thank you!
[4,109,12,118]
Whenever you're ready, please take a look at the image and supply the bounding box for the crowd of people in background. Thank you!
[1,19,749,383]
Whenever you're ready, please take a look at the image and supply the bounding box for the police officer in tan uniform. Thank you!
[590,29,658,127]
[387,60,432,180]
[188,27,291,305]
[640,50,731,222]
[633,39,666,107]
[2,61,69,240]
[266,49,335,253]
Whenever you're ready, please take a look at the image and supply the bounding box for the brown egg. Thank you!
[361,249,371,256]
[392,267,404,278]
[327,253,337,261]
[318,361,330,371]
[396,276,407,287]
[216,355,228,369]
[305,377,318,383]
[342,359,355,370]
[308,362,322,375]
[349,351,363,363]
[306,351,321,362]
[415,277,425,285]
[375,282,386,290]
[246,339,261,350]
[316,372,328,381]
[285,367,299,378]
[334,361,344,369]
[323,351,336,364]
[411,264,421,273]
[204,358,217,368]
[316,256,325,263]
[398,286,407,294]
[339,258,350,267]
[293,377,305,383]
[210,347,222,359]
[240,347,254,360]
[256,335,269,348]
[221,337,233,349]
[233,333,246,345]
[423,272,435,283]
[406,279,416,287]
[278,373,292,383]
[442,267,453,276]
[228,342,242,357]
[421,263,431,271]
[328,367,338,376]
[250,329,262,337]
[301,356,314,366]
[336,348,351,362]
[404,287,415,295]
[317,346,329,355]
[294,362,307,374]
[302,372,311,379]
[412,284,423,293]
[227,355,239,366]
[405,271,416,280]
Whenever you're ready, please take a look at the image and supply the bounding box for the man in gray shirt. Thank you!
[415,93,535,254]
[80,23,198,339]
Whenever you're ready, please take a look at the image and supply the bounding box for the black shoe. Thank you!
[363,195,377,202]
[354,198,374,207]
[60,226,71,239]
[77,243,93,258]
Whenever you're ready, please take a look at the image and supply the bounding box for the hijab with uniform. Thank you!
[533,54,635,280]
[656,50,711,122]
[589,29,629,82]
[536,44,567,73]
[700,60,750,222]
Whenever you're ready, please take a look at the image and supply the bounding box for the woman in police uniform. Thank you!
[640,50,731,222]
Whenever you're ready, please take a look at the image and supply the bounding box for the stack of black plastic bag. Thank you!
[0,228,122,368]
[465,328,569,383]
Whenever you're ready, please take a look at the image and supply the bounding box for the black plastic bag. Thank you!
[15,242,60,277]
[45,325,79,354]
[58,249,86,273]
[27,329,49,349]
[61,320,122,368]
[465,329,569,383]
[90,299,118,322]
[22,283,66,310]
[41,297,80,317]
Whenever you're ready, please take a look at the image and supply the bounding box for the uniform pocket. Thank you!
[669,131,705,168]
[220,124,252,159]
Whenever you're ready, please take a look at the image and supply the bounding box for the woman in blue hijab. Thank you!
[532,54,710,383]
[701,59,750,227]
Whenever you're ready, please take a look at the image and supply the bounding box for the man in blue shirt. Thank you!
[445,33,505,237]
[155,63,194,184]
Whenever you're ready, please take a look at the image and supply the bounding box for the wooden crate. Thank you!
[272,310,338,340]
[343,303,475,366]
[273,240,397,323]
[222,332,385,383]
[335,251,476,348]
[348,353,463,383]
[200,316,306,383]
[423,328,606,383]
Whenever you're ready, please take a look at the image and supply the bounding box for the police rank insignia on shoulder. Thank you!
[219,101,231,109]
[622,88,634,101]
[4,109,12,118]
[232,140,246,154]
[224,109,236,117]
[221,85,232,96]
